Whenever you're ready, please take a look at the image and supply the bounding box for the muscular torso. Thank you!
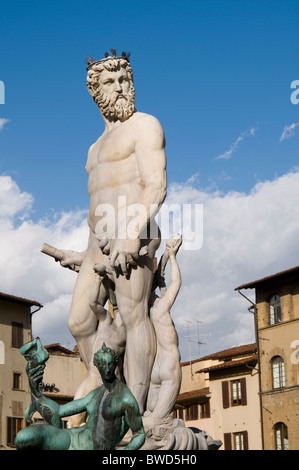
[86,112,146,238]
[85,384,130,450]
[94,389,127,449]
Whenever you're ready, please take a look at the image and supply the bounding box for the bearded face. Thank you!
[87,60,135,121]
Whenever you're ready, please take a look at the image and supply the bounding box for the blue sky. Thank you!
[1,0,299,215]
[1,0,299,359]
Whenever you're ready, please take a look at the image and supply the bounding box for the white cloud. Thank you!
[0,118,9,131]
[1,170,299,361]
[161,168,299,359]
[0,175,33,219]
[0,175,88,348]
[279,122,299,142]
[33,294,75,348]
[215,127,256,160]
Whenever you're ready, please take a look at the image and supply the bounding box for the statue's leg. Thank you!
[15,424,71,450]
[151,352,181,420]
[146,360,161,413]
[114,243,158,414]
[68,248,106,369]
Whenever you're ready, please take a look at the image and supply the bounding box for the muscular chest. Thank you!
[93,390,125,450]
[87,130,139,191]
[88,126,135,168]
[97,391,122,422]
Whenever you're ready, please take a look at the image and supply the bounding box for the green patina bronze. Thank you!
[15,338,145,450]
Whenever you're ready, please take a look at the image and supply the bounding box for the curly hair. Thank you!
[86,58,135,120]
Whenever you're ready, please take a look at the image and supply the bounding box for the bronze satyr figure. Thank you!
[15,338,145,450]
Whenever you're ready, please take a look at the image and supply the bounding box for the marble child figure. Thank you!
[145,235,182,425]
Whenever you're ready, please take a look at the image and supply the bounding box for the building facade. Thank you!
[0,291,85,449]
[236,265,299,450]
[0,292,42,449]
[39,343,86,427]
[2,259,298,451]
[176,343,262,450]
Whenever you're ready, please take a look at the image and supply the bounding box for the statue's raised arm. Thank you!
[20,338,63,428]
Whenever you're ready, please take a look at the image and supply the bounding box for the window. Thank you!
[234,432,244,450]
[185,403,198,421]
[199,400,210,419]
[231,380,242,406]
[269,294,281,325]
[274,423,288,450]
[272,356,285,389]
[13,372,22,390]
[224,431,249,450]
[7,417,23,446]
[222,378,247,408]
[11,322,23,348]
[175,401,211,421]
[174,407,184,420]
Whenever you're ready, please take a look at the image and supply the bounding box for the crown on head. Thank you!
[86,49,131,71]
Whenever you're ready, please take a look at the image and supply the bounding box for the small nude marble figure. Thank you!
[144,235,182,426]
[89,263,126,375]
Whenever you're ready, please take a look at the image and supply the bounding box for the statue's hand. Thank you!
[60,249,85,270]
[93,263,107,277]
[98,237,111,255]
[41,243,85,272]
[165,234,182,256]
[110,238,141,275]
[27,363,45,397]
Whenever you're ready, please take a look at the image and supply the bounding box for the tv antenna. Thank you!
[184,320,211,378]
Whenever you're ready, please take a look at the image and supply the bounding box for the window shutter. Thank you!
[192,403,198,420]
[240,377,247,405]
[206,400,210,418]
[11,322,23,348]
[18,324,23,348]
[224,432,232,450]
[243,431,249,450]
[7,417,12,446]
[222,381,230,408]
[12,323,17,348]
